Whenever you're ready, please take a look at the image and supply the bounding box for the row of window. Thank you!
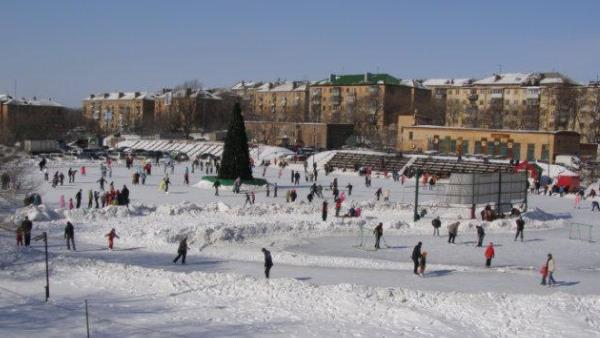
[428,138,550,161]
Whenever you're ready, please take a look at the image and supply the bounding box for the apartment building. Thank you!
[309,73,434,148]
[154,88,222,134]
[82,92,155,134]
[440,72,579,131]
[0,94,65,144]
[252,81,309,123]
[423,78,475,126]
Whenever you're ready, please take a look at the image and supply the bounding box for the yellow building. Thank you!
[82,92,155,134]
[310,73,434,148]
[432,72,579,131]
[244,121,353,149]
[252,81,309,123]
[398,125,580,163]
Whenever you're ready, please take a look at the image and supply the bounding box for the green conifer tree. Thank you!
[218,102,253,180]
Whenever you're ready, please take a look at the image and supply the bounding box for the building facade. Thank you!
[251,81,309,123]
[82,92,155,135]
[309,73,434,148]
[398,125,580,163]
[434,72,579,131]
[154,88,222,134]
[0,95,65,144]
[245,121,354,149]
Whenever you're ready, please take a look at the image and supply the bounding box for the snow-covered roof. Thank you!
[84,92,155,101]
[256,81,308,93]
[155,88,221,100]
[474,73,538,86]
[0,94,63,107]
[400,79,426,89]
[423,78,475,87]
[231,81,267,91]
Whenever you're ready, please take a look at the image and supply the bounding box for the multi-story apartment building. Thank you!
[309,73,434,148]
[422,78,475,126]
[230,80,264,118]
[252,81,309,123]
[82,92,155,135]
[154,88,222,134]
[0,94,65,144]
[442,72,578,131]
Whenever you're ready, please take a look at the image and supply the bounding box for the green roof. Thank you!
[314,73,402,86]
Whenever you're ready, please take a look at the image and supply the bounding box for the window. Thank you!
[512,143,521,160]
[527,144,535,161]
[474,141,482,154]
[408,132,413,140]
[541,144,549,162]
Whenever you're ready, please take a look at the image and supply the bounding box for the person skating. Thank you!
[515,217,525,242]
[546,253,556,287]
[346,183,353,196]
[173,238,189,264]
[16,224,24,246]
[335,198,342,217]
[476,224,485,247]
[97,177,106,191]
[121,185,130,205]
[431,216,441,236]
[484,242,495,267]
[322,201,328,221]
[419,252,427,277]
[64,221,76,251]
[540,261,549,286]
[447,221,459,244]
[21,216,33,246]
[75,189,82,209]
[262,248,273,279]
[163,176,170,193]
[213,179,221,196]
[592,201,600,211]
[373,222,383,249]
[411,242,422,275]
[105,228,120,251]
[375,188,383,201]
[93,191,100,208]
[244,192,252,207]
[88,190,93,208]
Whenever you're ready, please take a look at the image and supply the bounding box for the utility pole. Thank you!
[34,232,49,301]
[413,169,421,222]
[85,299,91,338]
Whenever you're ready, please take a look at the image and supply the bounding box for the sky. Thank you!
[1,0,600,107]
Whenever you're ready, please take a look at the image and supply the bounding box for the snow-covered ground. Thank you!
[1,157,600,337]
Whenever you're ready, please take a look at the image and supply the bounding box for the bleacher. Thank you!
[325,152,515,176]
[326,152,409,171]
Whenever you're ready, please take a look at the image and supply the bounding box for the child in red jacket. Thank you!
[105,228,120,250]
[484,242,495,267]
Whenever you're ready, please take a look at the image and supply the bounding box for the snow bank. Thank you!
[10,204,60,223]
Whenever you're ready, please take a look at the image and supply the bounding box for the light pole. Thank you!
[33,232,49,301]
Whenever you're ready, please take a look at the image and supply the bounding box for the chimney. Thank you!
[118,92,125,98]
[104,93,109,99]
[134,92,141,98]
[33,96,37,100]
[292,81,298,89]
[329,74,336,82]
[268,82,273,90]
[90,94,95,99]
[185,88,192,97]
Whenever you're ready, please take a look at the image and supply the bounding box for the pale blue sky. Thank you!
[1,0,599,106]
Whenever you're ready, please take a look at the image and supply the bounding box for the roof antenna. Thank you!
[497,64,503,74]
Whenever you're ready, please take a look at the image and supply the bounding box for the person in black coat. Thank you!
[515,217,525,242]
[411,242,422,275]
[121,185,130,205]
[75,189,82,209]
[21,216,33,246]
[262,248,273,278]
[321,201,328,221]
[64,221,76,251]
[173,238,189,264]
[476,224,485,247]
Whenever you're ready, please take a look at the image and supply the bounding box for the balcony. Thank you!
[332,96,342,104]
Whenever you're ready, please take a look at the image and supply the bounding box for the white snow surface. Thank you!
[1,157,600,337]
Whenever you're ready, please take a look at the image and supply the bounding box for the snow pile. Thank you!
[250,145,294,161]
[10,204,60,222]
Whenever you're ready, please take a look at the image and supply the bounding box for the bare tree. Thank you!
[0,146,41,213]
